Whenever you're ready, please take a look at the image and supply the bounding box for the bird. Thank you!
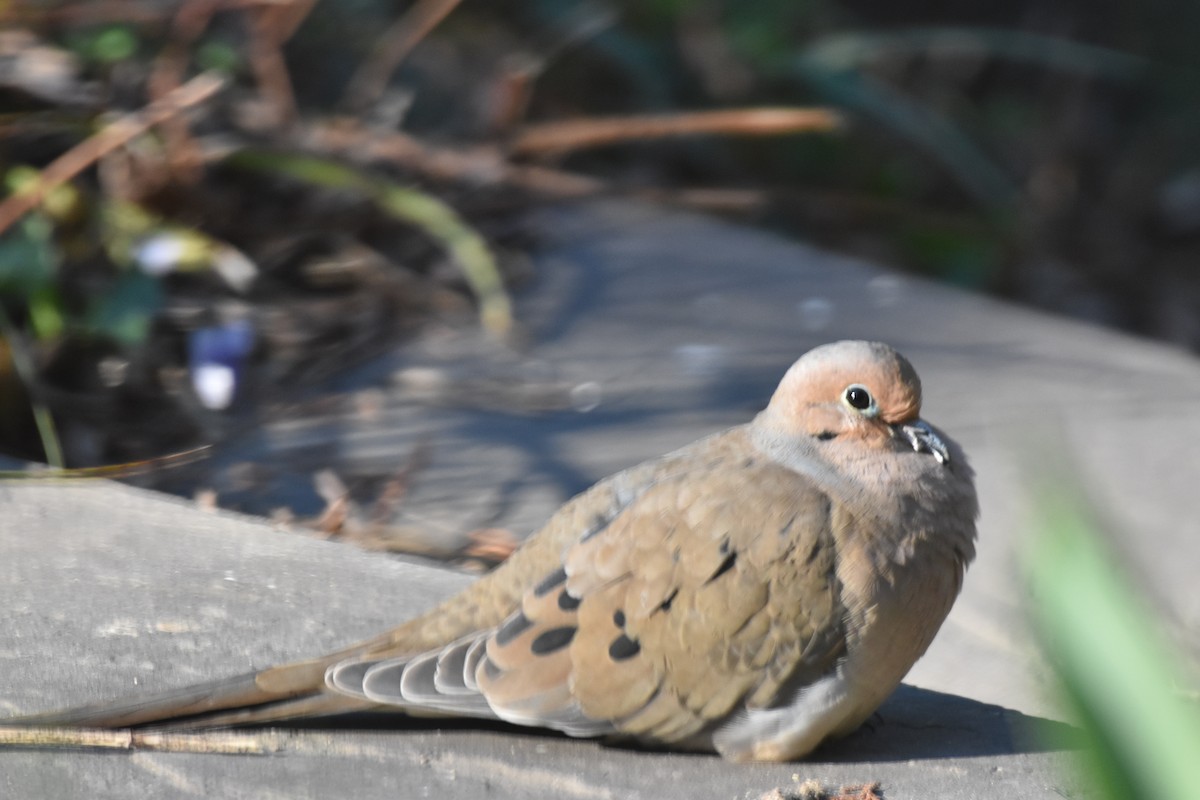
[11,340,978,762]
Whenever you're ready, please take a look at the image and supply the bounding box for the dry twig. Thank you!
[0,1,172,26]
[461,527,519,563]
[301,121,603,196]
[0,725,286,754]
[245,0,317,128]
[146,0,225,184]
[301,121,781,216]
[367,439,432,528]
[509,107,843,157]
[0,72,224,236]
[342,0,464,114]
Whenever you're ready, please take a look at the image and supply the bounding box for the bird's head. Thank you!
[759,340,949,463]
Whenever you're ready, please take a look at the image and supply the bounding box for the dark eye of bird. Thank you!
[845,385,873,410]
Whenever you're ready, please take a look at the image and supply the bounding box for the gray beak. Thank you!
[896,420,950,465]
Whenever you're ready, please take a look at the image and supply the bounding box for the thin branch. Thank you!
[0,305,62,468]
[509,107,843,157]
[341,0,463,114]
[0,72,224,236]
[0,725,286,754]
[632,186,767,214]
[263,0,318,41]
[301,121,767,214]
[1,1,173,27]
[0,445,213,480]
[147,0,223,185]
[300,121,604,197]
[246,3,301,127]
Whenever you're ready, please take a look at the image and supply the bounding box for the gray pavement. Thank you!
[4,200,1198,797]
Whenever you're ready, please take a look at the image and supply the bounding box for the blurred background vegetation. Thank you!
[2,0,1199,471]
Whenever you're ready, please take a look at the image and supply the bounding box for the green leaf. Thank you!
[196,40,243,75]
[0,304,63,468]
[1026,484,1200,800]
[373,183,512,338]
[68,25,139,65]
[92,26,138,63]
[0,215,58,297]
[27,284,65,341]
[86,272,163,346]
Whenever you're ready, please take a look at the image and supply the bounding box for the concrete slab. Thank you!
[5,199,1197,797]
[1,483,1079,799]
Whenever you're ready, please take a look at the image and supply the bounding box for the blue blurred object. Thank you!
[187,319,255,410]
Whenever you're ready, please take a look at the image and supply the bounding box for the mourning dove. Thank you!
[13,340,977,762]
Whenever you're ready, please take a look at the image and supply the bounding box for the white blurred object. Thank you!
[134,232,258,292]
[192,363,237,410]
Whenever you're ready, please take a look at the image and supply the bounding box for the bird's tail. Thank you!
[5,561,518,730]
[7,656,378,729]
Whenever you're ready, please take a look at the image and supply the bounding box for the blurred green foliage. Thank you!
[2,169,67,342]
[2,167,167,347]
[0,217,62,341]
[193,41,241,76]
[897,225,1003,289]
[66,25,140,66]
[1027,485,1200,800]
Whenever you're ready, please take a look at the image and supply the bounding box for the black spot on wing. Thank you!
[706,551,737,583]
[580,513,610,543]
[533,567,567,598]
[804,541,823,564]
[557,589,581,611]
[657,588,678,613]
[495,611,533,647]
[530,626,577,655]
[608,634,641,661]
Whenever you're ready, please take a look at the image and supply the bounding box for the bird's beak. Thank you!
[895,419,950,464]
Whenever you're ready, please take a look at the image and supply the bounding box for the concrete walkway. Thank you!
[4,200,1198,798]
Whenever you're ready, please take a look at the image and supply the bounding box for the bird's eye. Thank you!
[844,384,874,411]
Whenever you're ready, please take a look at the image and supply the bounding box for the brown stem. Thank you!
[340,0,463,114]
[0,73,224,236]
[509,107,843,157]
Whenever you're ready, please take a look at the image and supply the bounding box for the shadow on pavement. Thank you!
[818,684,1082,761]
[289,682,1081,763]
